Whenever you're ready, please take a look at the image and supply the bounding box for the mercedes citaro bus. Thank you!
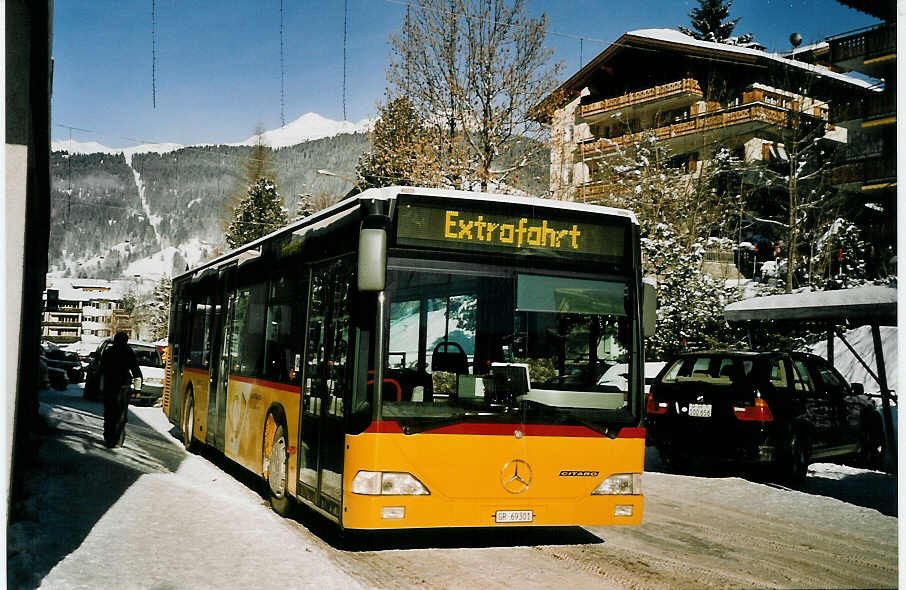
[162,186,655,530]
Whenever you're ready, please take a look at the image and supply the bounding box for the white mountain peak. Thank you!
[236,112,374,149]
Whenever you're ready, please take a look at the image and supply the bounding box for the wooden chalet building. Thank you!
[539,28,878,206]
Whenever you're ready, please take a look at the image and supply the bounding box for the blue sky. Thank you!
[51,0,879,148]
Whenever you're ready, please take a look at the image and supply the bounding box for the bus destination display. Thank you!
[396,200,625,260]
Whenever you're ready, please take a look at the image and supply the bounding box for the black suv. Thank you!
[645,350,884,483]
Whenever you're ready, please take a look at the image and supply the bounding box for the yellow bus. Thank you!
[162,186,655,530]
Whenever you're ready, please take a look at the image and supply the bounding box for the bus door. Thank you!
[209,290,237,451]
[299,260,352,518]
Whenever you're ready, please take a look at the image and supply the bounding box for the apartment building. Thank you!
[540,28,876,204]
[42,278,132,344]
[825,0,895,258]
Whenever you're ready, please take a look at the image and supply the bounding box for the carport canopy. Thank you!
[724,285,897,325]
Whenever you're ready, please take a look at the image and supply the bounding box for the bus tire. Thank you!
[264,420,293,517]
[182,390,197,452]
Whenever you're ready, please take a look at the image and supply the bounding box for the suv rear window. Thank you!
[660,356,754,385]
[133,346,163,368]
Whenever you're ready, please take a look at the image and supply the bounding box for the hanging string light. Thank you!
[152,0,157,108]
[280,0,286,127]
[343,0,348,121]
[405,4,411,96]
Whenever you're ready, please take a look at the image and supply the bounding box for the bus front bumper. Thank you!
[340,492,644,530]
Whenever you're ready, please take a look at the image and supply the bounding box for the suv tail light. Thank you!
[734,397,774,422]
[646,392,668,415]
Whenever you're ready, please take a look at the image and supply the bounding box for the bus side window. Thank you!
[264,274,307,385]
[188,303,205,366]
[188,299,213,368]
[232,284,267,377]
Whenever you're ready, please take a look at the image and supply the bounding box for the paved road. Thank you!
[10,387,898,589]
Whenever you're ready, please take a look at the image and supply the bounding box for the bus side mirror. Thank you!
[358,228,387,291]
[642,281,656,338]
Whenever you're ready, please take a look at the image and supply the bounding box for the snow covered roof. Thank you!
[539,27,879,116]
[782,41,830,57]
[625,29,877,90]
[724,285,897,325]
[45,278,129,302]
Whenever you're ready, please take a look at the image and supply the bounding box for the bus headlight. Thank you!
[591,473,641,495]
[351,471,430,495]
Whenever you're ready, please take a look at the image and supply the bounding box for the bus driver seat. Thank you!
[431,341,469,375]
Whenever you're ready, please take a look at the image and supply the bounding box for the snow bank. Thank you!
[809,325,898,396]
[124,239,215,284]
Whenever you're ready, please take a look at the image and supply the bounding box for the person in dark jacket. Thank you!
[101,331,142,448]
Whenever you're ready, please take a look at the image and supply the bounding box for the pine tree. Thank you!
[643,225,741,358]
[355,96,439,189]
[811,218,869,290]
[131,275,172,341]
[679,0,740,42]
[225,177,289,249]
[295,193,316,219]
[147,275,172,340]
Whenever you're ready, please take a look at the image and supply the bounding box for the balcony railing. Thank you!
[579,102,809,158]
[579,181,625,202]
[828,155,896,185]
[829,23,896,63]
[830,91,895,124]
[42,321,82,328]
[578,79,703,119]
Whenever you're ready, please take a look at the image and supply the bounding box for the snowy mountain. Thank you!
[48,131,370,281]
[51,112,373,160]
[50,139,186,161]
[234,113,374,149]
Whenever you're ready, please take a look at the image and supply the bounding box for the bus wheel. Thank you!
[182,392,197,452]
[264,422,293,517]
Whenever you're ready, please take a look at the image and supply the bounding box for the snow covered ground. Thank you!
[7,383,898,589]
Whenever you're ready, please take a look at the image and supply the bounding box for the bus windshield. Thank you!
[381,265,638,429]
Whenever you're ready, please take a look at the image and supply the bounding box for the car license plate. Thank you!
[687,403,712,418]
[495,510,533,523]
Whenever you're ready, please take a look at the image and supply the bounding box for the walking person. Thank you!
[101,331,142,448]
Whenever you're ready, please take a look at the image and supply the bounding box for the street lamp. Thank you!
[316,169,364,194]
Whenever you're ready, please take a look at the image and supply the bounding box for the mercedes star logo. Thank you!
[500,459,532,494]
